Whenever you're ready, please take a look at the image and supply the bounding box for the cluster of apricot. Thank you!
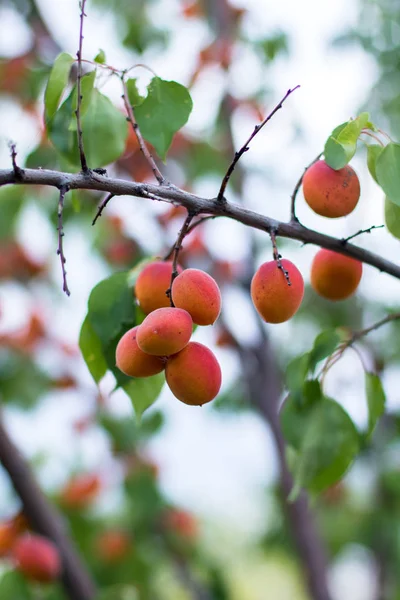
[250,160,363,324]
[116,261,222,406]
[0,514,61,583]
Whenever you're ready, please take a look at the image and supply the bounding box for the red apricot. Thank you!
[163,508,198,539]
[171,268,221,325]
[116,326,165,377]
[135,261,182,314]
[60,473,101,510]
[13,534,61,583]
[251,259,304,324]
[311,249,362,301]
[0,522,18,558]
[96,530,131,563]
[302,160,360,218]
[137,308,193,356]
[165,342,221,406]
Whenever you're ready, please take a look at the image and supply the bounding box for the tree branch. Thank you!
[1,167,400,280]
[76,0,89,172]
[57,185,70,296]
[0,415,96,600]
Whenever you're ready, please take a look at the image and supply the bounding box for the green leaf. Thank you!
[324,114,370,169]
[308,330,341,373]
[122,373,165,420]
[126,78,145,107]
[94,49,106,64]
[285,353,310,399]
[79,316,108,383]
[71,70,96,118]
[49,87,128,168]
[365,372,386,437]
[44,52,74,122]
[280,384,323,450]
[135,77,193,160]
[385,197,400,239]
[0,186,25,239]
[290,398,359,497]
[376,143,400,205]
[367,144,384,183]
[87,272,135,348]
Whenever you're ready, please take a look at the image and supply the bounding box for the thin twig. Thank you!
[360,130,385,147]
[290,153,323,222]
[76,0,89,172]
[341,224,385,244]
[351,311,400,343]
[163,215,218,260]
[57,186,70,296]
[217,86,300,203]
[166,212,196,304]
[92,193,115,225]
[8,142,24,180]
[121,78,166,185]
[270,229,291,286]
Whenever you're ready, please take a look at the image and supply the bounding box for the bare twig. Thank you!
[2,167,400,281]
[0,414,96,600]
[121,78,166,185]
[270,229,291,285]
[57,186,70,296]
[290,153,323,222]
[351,311,400,343]
[76,0,89,172]
[341,224,385,244]
[166,212,196,304]
[217,86,300,203]
[8,142,24,180]
[92,192,115,225]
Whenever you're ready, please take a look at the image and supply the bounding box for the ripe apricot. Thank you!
[0,522,18,558]
[60,473,101,510]
[311,249,362,300]
[116,327,165,377]
[163,508,198,539]
[302,160,360,218]
[136,307,193,356]
[96,530,131,563]
[135,261,182,314]
[251,259,304,324]
[171,268,221,325]
[13,534,61,583]
[165,342,221,406]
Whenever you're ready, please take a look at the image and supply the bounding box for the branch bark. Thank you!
[1,167,399,280]
[0,415,96,600]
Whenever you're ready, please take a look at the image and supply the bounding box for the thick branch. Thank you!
[0,415,96,600]
[1,167,400,280]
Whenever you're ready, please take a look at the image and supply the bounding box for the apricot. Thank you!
[302,160,360,218]
[165,342,221,406]
[311,249,362,301]
[136,307,193,356]
[0,522,18,558]
[171,268,221,325]
[96,530,131,563]
[163,508,198,539]
[13,534,61,583]
[60,473,101,510]
[251,259,304,324]
[116,326,165,377]
[135,261,182,314]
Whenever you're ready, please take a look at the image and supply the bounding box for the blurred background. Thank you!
[0,0,400,598]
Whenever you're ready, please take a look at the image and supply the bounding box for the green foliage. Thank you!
[79,317,108,384]
[256,32,289,62]
[324,113,372,169]
[375,143,400,206]
[385,196,400,239]
[48,78,128,168]
[365,372,386,437]
[135,77,193,160]
[122,374,165,422]
[126,78,145,107]
[94,49,106,64]
[0,350,51,409]
[367,144,384,182]
[44,52,74,122]
[0,187,25,240]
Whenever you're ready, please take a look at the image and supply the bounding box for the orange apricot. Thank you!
[302,160,360,218]
[171,268,221,325]
[136,308,193,356]
[60,473,101,510]
[163,508,198,539]
[165,342,221,406]
[96,530,131,563]
[135,261,182,314]
[13,534,61,583]
[116,326,165,377]
[0,522,18,558]
[251,259,304,324]
[310,249,362,301]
